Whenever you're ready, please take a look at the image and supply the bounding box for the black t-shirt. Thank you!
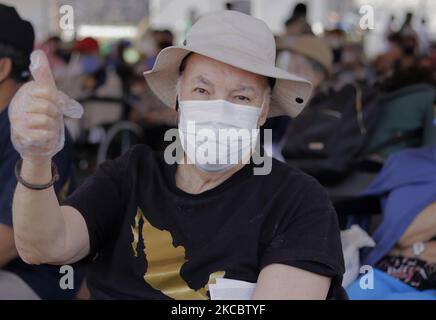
[63,144,344,299]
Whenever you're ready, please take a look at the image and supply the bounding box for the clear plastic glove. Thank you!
[9,50,83,160]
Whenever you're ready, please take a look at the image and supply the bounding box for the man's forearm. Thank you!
[420,241,436,263]
[12,158,67,264]
[401,241,436,264]
[398,202,436,248]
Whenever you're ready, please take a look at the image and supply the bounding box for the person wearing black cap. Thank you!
[0,4,83,299]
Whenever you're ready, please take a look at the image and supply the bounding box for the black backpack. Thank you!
[282,83,382,185]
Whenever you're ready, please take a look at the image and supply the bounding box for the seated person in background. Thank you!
[9,11,344,300]
[265,35,333,160]
[129,29,178,151]
[333,42,376,91]
[373,33,404,82]
[276,35,332,95]
[366,33,436,160]
[283,2,314,37]
[347,145,436,299]
[0,4,83,299]
[74,37,107,95]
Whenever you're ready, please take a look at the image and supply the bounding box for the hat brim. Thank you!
[143,45,313,118]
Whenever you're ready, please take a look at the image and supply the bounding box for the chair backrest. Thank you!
[365,83,436,158]
[78,97,124,130]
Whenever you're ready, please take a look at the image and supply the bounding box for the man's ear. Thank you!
[0,58,13,82]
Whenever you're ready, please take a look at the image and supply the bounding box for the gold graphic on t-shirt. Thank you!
[131,209,142,257]
[131,208,224,299]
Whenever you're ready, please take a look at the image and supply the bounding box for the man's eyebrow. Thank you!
[232,84,257,93]
[192,75,213,86]
[190,76,258,93]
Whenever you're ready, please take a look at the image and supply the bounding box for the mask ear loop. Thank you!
[260,94,267,113]
[257,91,269,128]
[251,91,269,160]
[175,96,179,111]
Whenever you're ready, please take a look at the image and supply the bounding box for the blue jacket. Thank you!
[356,145,436,266]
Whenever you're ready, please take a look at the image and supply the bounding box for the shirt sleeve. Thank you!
[259,174,345,296]
[62,149,133,258]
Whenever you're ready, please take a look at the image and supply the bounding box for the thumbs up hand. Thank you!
[9,50,83,161]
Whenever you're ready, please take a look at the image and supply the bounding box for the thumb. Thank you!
[57,91,84,119]
[29,50,56,88]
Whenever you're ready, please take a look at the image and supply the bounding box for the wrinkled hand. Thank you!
[9,50,83,162]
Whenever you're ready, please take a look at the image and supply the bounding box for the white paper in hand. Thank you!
[209,278,256,300]
[341,224,376,288]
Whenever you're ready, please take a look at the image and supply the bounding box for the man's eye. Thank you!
[236,95,250,102]
[194,88,208,94]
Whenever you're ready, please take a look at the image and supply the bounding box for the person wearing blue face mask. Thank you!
[10,11,345,300]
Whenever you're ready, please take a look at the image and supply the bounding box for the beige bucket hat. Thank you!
[144,10,313,118]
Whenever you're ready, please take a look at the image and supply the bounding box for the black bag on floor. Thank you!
[282,83,382,185]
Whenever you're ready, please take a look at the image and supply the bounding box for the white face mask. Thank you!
[178,99,262,173]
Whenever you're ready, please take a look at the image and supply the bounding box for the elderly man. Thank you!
[10,11,344,299]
